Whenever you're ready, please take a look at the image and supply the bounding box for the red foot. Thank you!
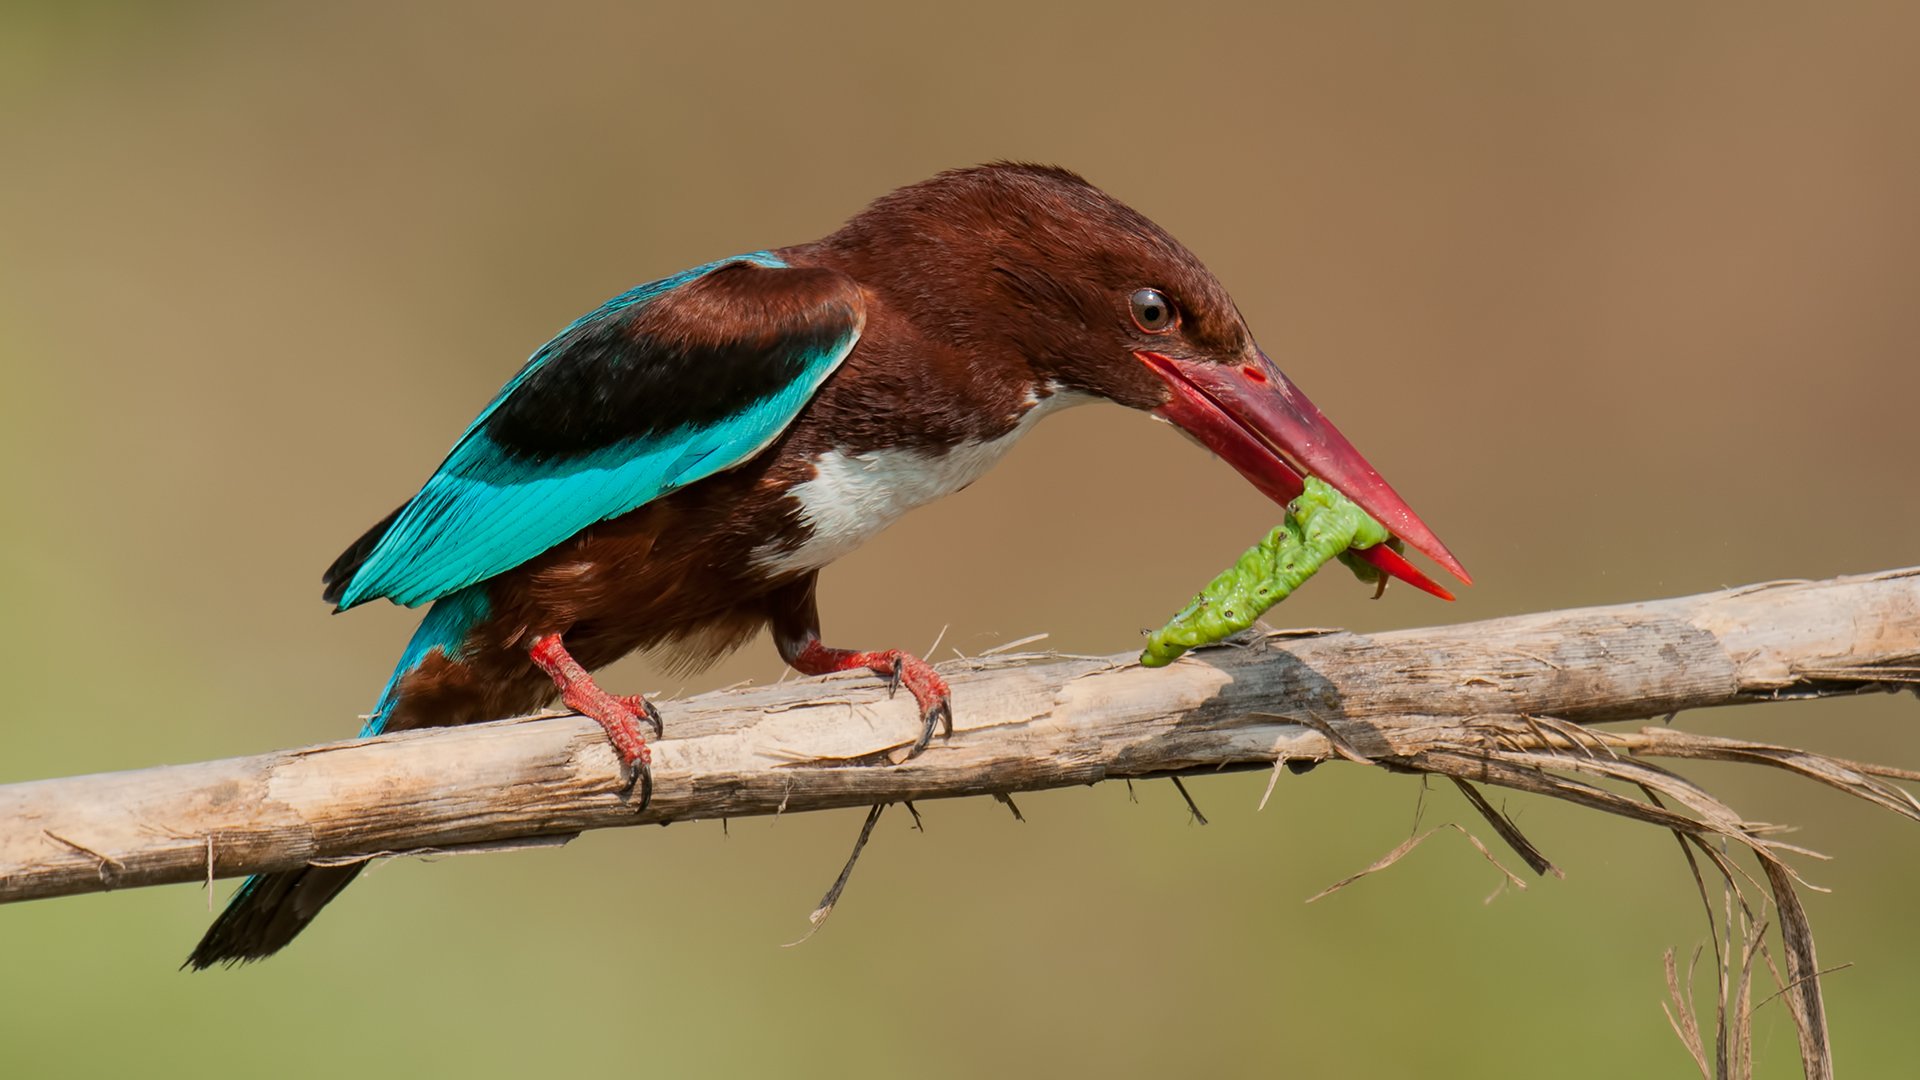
[790,639,953,757]
[529,633,654,805]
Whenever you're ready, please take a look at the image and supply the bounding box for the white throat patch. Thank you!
[751,388,1096,575]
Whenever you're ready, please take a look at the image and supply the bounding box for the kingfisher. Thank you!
[186,163,1469,968]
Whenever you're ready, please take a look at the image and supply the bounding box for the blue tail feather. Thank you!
[362,584,491,736]
[186,586,494,968]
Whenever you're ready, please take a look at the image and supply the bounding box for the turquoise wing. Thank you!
[326,253,864,610]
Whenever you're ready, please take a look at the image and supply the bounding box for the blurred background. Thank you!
[2,1,1917,1075]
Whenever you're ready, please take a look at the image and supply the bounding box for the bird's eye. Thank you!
[1129,288,1176,333]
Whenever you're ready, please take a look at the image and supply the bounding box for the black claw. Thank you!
[905,698,952,760]
[619,755,654,811]
[639,698,665,740]
[886,663,904,699]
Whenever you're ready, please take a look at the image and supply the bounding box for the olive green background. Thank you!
[3,2,1917,1076]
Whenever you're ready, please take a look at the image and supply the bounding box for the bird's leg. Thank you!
[528,633,653,806]
[765,572,952,758]
[787,637,953,758]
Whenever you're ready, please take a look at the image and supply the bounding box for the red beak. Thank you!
[1140,348,1471,600]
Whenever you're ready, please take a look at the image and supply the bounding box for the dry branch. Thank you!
[4,567,1917,911]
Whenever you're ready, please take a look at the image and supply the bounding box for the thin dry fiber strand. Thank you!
[1371,720,1858,1079]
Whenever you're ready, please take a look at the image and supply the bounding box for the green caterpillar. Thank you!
[1140,477,1396,667]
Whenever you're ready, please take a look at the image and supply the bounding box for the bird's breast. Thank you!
[750,388,1094,575]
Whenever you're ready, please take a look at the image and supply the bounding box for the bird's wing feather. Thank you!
[328,253,864,609]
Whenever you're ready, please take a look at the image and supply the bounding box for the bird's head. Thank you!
[822,163,1470,594]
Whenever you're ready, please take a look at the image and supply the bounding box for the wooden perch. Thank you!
[5,567,1915,906]
[8,567,1917,1077]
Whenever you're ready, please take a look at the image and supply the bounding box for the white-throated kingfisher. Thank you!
[187,163,1468,968]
